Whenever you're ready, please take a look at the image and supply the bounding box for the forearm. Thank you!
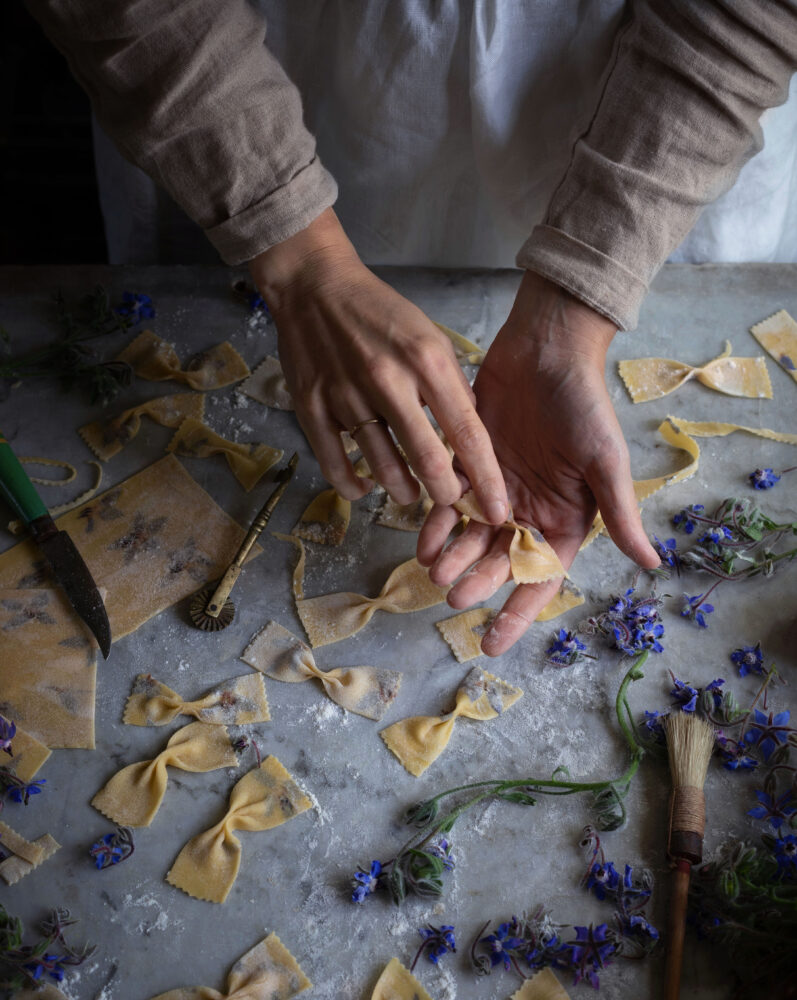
[519,0,797,330]
[27,0,337,264]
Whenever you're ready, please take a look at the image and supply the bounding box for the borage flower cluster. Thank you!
[581,587,665,657]
[664,496,797,628]
[350,837,455,906]
[470,829,657,990]
[0,767,45,809]
[0,906,95,991]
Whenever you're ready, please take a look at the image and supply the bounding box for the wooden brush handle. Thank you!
[664,859,691,1000]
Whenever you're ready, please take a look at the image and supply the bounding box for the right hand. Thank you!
[248,208,509,523]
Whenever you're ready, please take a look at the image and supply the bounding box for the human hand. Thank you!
[248,208,508,522]
[417,270,660,656]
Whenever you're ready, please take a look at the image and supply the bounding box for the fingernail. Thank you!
[486,500,508,524]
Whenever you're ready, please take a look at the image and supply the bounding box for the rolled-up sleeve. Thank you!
[518,0,797,330]
[27,0,338,264]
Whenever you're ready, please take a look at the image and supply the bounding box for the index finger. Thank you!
[420,373,508,525]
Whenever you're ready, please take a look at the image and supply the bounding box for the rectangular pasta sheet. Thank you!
[0,455,255,641]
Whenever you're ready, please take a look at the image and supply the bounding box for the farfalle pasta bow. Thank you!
[79,393,205,461]
[454,492,564,585]
[116,330,249,389]
[91,721,238,827]
[292,488,351,546]
[279,535,449,647]
[380,665,523,776]
[241,621,401,721]
[240,355,295,410]
[166,756,312,903]
[124,673,269,727]
[167,418,282,491]
[618,340,772,403]
[148,933,311,1000]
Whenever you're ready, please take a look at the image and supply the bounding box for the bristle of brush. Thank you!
[665,712,715,789]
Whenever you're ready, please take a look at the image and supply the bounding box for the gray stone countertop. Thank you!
[0,263,796,1000]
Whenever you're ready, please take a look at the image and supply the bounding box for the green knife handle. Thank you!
[0,431,48,524]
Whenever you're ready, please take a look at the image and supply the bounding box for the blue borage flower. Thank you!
[6,778,45,804]
[24,953,68,983]
[743,708,791,761]
[730,642,765,677]
[672,504,705,534]
[771,833,797,877]
[680,593,714,628]
[546,628,588,666]
[351,859,382,902]
[89,826,134,870]
[480,919,526,970]
[670,676,699,713]
[651,535,680,572]
[248,291,270,314]
[115,291,155,323]
[749,467,781,490]
[417,924,456,965]
[748,788,797,830]
[586,586,665,657]
[0,716,15,756]
[566,923,616,989]
[699,525,733,547]
[584,861,620,901]
[426,837,455,871]
[641,710,667,744]
[715,730,759,771]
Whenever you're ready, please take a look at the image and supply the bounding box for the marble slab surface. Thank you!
[0,263,795,1000]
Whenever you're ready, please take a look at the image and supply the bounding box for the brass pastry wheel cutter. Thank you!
[189,452,298,631]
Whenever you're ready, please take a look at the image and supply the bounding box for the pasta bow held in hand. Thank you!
[91,722,239,827]
[419,272,660,656]
[167,756,312,903]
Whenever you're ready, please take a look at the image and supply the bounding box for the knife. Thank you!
[0,431,112,658]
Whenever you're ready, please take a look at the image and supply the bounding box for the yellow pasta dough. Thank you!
[376,488,433,532]
[618,341,772,403]
[433,322,486,364]
[435,608,496,662]
[0,588,96,748]
[455,492,565,585]
[167,417,283,492]
[148,933,311,1000]
[511,969,572,999]
[279,535,450,648]
[116,330,249,389]
[124,672,270,727]
[166,756,312,904]
[0,455,258,641]
[582,416,797,547]
[91,722,239,828]
[380,665,523,776]
[239,355,295,410]
[0,714,51,781]
[79,392,205,461]
[750,309,797,383]
[292,487,351,545]
[240,620,402,720]
[0,820,60,886]
[370,958,433,1000]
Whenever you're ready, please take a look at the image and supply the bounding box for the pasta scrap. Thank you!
[148,933,311,1000]
[370,958,433,1000]
[124,672,270,727]
[0,820,60,886]
[241,620,402,721]
[91,722,239,828]
[79,393,205,461]
[618,341,772,403]
[167,417,283,491]
[292,487,351,546]
[116,330,249,389]
[750,309,797,383]
[239,355,295,410]
[166,756,312,904]
[380,665,523,776]
[0,714,51,781]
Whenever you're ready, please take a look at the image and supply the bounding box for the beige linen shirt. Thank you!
[28,0,797,330]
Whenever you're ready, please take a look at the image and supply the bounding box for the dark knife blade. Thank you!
[29,516,112,659]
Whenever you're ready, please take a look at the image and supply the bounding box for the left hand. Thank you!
[417,271,660,656]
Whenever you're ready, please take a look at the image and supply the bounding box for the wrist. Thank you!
[511,270,617,365]
[247,207,359,312]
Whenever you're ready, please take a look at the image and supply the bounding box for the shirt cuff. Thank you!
[516,225,648,332]
[205,156,338,266]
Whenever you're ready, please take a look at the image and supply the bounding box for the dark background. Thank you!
[1,4,106,265]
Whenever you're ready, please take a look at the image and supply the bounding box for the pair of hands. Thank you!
[250,208,659,655]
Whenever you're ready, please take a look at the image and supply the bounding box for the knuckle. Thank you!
[412,446,452,483]
[449,415,486,455]
[415,344,452,379]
